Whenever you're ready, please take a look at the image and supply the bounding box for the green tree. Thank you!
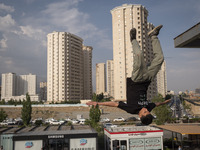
[152,94,172,125]
[0,99,5,105]
[85,104,101,129]
[89,105,101,123]
[0,109,7,122]
[21,93,32,126]
[92,93,111,102]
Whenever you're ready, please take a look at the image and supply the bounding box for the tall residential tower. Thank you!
[111,4,158,101]
[82,45,93,99]
[47,32,92,102]
[96,63,106,95]
[106,60,114,98]
[157,60,167,97]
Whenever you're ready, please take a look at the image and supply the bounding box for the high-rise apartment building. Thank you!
[82,45,93,99]
[157,60,167,97]
[1,73,38,101]
[16,74,37,96]
[111,4,158,101]
[96,63,106,95]
[40,82,47,101]
[106,60,114,98]
[47,32,92,102]
[1,73,16,98]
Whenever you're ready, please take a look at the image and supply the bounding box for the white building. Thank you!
[16,74,36,95]
[1,73,38,101]
[106,60,114,98]
[111,4,158,101]
[47,32,92,102]
[96,63,106,95]
[104,126,163,150]
[157,60,167,97]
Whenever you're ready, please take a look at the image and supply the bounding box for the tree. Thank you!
[92,93,111,102]
[152,94,172,125]
[21,93,32,126]
[89,104,101,123]
[0,109,7,122]
[86,104,101,129]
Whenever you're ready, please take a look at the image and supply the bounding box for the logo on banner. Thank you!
[80,139,87,145]
[25,142,33,148]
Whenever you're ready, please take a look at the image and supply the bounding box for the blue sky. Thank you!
[0,0,200,93]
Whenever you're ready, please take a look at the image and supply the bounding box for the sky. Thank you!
[0,0,200,94]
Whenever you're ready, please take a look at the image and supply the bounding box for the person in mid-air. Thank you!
[87,25,171,125]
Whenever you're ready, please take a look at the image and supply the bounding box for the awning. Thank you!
[174,22,200,48]
[155,124,200,135]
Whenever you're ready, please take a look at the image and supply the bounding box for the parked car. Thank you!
[7,118,16,125]
[49,120,62,125]
[103,123,117,128]
[32,118,43,124]
[125,117,137,122]
[113,117,125,122]
[70,119,79,124]
[45,118,55,124]
[59,120,65,124]
[0,120,8,126]
[100,117,110,122]
[78,119,86,125]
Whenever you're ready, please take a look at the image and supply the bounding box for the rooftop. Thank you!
[105,125,162,133]
[0,125,97,137]
[174,22,200,48]
[155,124,200,135]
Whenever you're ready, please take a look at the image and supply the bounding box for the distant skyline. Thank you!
[0,0,200,93]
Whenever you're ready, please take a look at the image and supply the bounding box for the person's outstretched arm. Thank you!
[86,101,119,107]
[155,99,171,107]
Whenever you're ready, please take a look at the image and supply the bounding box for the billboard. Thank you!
[70,138,96,150]
[129,137,162,150]
[14,140,42,150]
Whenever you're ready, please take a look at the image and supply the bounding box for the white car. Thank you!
[71,119,79,124]
[59,120,65,124]
[104,123,117,128]
[0,121,8,126]
[45,118,55,124]
[113,117,125,122]
[49,120,62,125]
[100,117,110,122]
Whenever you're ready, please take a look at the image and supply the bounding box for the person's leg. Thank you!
[143,25,164,81]
[130,29,147,82]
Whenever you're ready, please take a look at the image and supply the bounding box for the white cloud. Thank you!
[0,35,7,49]
[19,25,45,40]
[0,14,16,32]
[0,3,14,13]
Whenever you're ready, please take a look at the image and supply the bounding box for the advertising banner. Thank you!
[14,140,42,150]
[145,137,162,149]
[70,138,96,150]
[129,137,162,150]
[129,138,145,150]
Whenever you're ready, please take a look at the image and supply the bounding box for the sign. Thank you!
[80,139,87,145]
[129,138,145,150]
[70,138,96,150]
[15,140,42,150]
[48,135,64,139]
[25,142,33,148]
[129,137,162,150]
[145,137,162,149]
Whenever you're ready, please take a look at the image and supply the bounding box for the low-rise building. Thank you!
[0,125,98,150]
[104,125,163,150]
